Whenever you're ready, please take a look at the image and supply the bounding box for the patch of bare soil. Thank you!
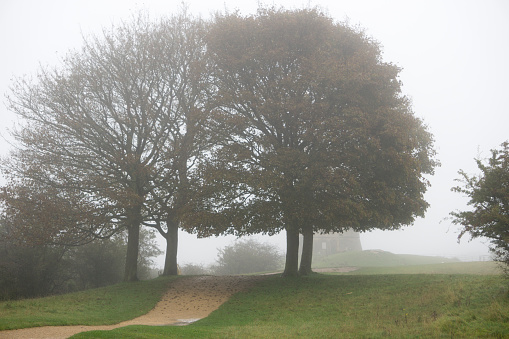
[1,275,266,339]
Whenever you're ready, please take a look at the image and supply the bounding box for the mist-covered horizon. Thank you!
[2,0,506,267]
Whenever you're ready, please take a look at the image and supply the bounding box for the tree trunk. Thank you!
[282,227,300,277]
[123,205,142,282]
[124,223,140,282]
[162,220,179,275]
[299,226,314,275]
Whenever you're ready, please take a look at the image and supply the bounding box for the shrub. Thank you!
[179,263,209,275]
[213,239,284,275]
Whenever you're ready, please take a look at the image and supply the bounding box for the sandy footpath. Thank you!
[1,275,266,339]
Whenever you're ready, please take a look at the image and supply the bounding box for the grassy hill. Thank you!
[345,261,503,275]
[0,277,175,331]
[73,273,508,338]
[1,261,507,338]
[312,250,460,268]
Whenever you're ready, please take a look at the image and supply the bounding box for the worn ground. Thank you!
[1,275,267,339]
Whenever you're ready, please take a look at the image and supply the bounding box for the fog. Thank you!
[1,0,508,268]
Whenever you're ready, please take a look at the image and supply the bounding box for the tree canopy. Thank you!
[1,7,438,279]
[2,12,210,281]
[187,8,437,276]
[451,141,509,268]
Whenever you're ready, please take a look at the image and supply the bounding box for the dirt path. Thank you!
[1,275,266,339]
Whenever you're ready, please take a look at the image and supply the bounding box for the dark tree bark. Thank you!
[282,227,300,277]
[124,205,142,281]
[162,219,179,275]
[299,226,314,276]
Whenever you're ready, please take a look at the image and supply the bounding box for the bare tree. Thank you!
[3,12,209,281]
[141,12,211,276]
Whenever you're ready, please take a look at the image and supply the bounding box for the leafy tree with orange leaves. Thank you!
[189,8,437,276]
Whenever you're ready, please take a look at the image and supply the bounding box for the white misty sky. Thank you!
[1,0,508,266]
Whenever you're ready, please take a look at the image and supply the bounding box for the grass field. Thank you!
[72,272,509,338]
[0,277,175,330]
[346,261,503,275]
[312,250,461,269]
[1,260,508,338]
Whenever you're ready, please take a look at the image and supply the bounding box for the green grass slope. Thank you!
[0,276,175,330]
[346,261,503,275]
[312,250,460,268]
[73,274,509,338]
[1,262,507,338]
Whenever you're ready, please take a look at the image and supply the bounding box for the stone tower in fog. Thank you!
[313,229,362,256]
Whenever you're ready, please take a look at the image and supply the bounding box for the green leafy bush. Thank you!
[212,239,283,275]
